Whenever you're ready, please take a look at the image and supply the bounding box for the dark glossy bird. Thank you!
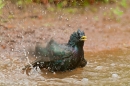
[23,29,87,72]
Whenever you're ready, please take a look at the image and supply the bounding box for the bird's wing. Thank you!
[34,39,73,62]
[46,39,73,61]
[35,44,51,62]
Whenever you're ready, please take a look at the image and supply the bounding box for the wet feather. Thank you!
[23,29,87,72]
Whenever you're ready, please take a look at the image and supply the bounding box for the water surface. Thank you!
[0,48,130,86]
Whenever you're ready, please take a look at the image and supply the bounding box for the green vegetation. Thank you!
[119,0,127,8]
[112,7,123,17]
[110,0,127,20]
[0,0,5,15]
[9,0,115,7]
[16,0,32,8]
[0,0,128,19]
[8,0,127,9]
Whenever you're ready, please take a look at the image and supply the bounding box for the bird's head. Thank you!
[68,29,87,47]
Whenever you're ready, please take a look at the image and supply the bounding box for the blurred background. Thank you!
[0,0,130,86]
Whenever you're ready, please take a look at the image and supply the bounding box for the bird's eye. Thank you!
[81,31,85,37]
[77,29,85,38]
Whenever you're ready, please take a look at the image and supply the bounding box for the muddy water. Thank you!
[1,1,130,85]
[0,48,130,86]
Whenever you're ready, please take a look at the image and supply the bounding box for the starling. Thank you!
[23,29,87,72]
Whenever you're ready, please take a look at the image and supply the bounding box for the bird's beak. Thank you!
[80,36,87,41]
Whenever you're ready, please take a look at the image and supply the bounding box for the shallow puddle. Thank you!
[0,48,130,86]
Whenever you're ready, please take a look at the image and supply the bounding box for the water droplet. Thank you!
[110,63,115,66]
[110,8,113,10]
[53,72,56,75]
[112,73,119,78]
[37,62,39,65]
[53,32,55,35]
[95,66,103,70]
[81,78,88,83]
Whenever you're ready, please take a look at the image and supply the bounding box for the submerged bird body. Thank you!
[23,29,87,72]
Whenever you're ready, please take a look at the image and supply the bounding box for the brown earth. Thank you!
[0,1,130,53]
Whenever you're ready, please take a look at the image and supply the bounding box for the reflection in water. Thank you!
[0,48,130,85]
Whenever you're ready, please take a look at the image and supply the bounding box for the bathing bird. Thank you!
[23,29,87,72]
